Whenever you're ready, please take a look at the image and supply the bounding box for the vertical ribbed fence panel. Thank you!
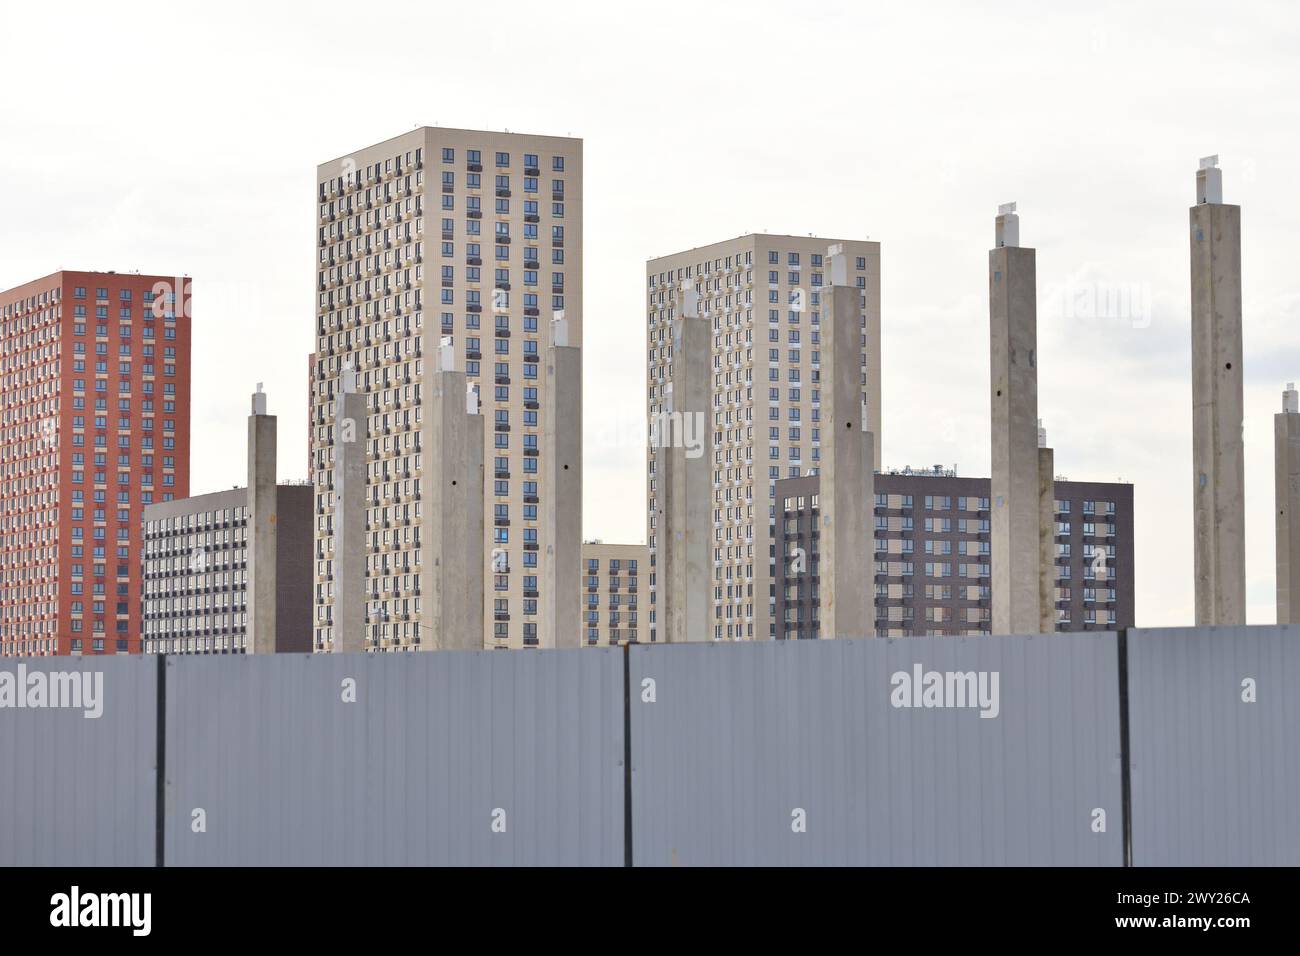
[164,648,624,865]
[1127,625,1300,865]
[0,656,157,866]
[629,635,1122,866]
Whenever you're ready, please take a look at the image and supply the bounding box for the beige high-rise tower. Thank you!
[645,234,881,641]
[311,128,583,651]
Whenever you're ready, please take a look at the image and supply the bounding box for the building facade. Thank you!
[580,541,647,645]
[306,352,316,482]
[645,235,881,642]
[141,483,313,655]
[310,128,582,651]
[0,270,191,656]
[774,470,1134,638]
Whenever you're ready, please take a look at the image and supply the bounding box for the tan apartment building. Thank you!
[140,483,314,655]
[645,235,880,641]
[580,541,647,645]
[311,127,582,651]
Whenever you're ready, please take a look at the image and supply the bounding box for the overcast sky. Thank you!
[2,0,1298,626]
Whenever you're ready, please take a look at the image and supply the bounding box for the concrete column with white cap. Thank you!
[819,244,875,639]
[1037,420,1056,635]
[247,383,278,652]
[1275,383,1300,623]
[661,286,713,642]
[418,337,485,650]
[333,362,369,653]
[540,312,582,648]
[1190,155,1246,626]
[989,202,1043,634]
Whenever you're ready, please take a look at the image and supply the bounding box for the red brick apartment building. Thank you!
[0,271,191,656]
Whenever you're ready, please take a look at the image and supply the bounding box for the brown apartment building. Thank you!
[773,469,1134,638]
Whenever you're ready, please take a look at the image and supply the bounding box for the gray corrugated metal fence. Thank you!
[1127,625,1300,865]
[0,656,157,866]
[8,626,1300,866]
[163,648,624,866]
[629,634,1124,866]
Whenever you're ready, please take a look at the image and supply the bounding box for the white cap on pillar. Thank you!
[1197,155,1223,204]
[827,243,848,286]
[438,335,455,372]
[995,202,1019,248]
[1038,418,1047,449]
[1284,383,1298,414]
[251,382,267,415]
[340,361,357,394]
[466,382,481,416]
[550,311,569,348]
[678,288,701,319]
